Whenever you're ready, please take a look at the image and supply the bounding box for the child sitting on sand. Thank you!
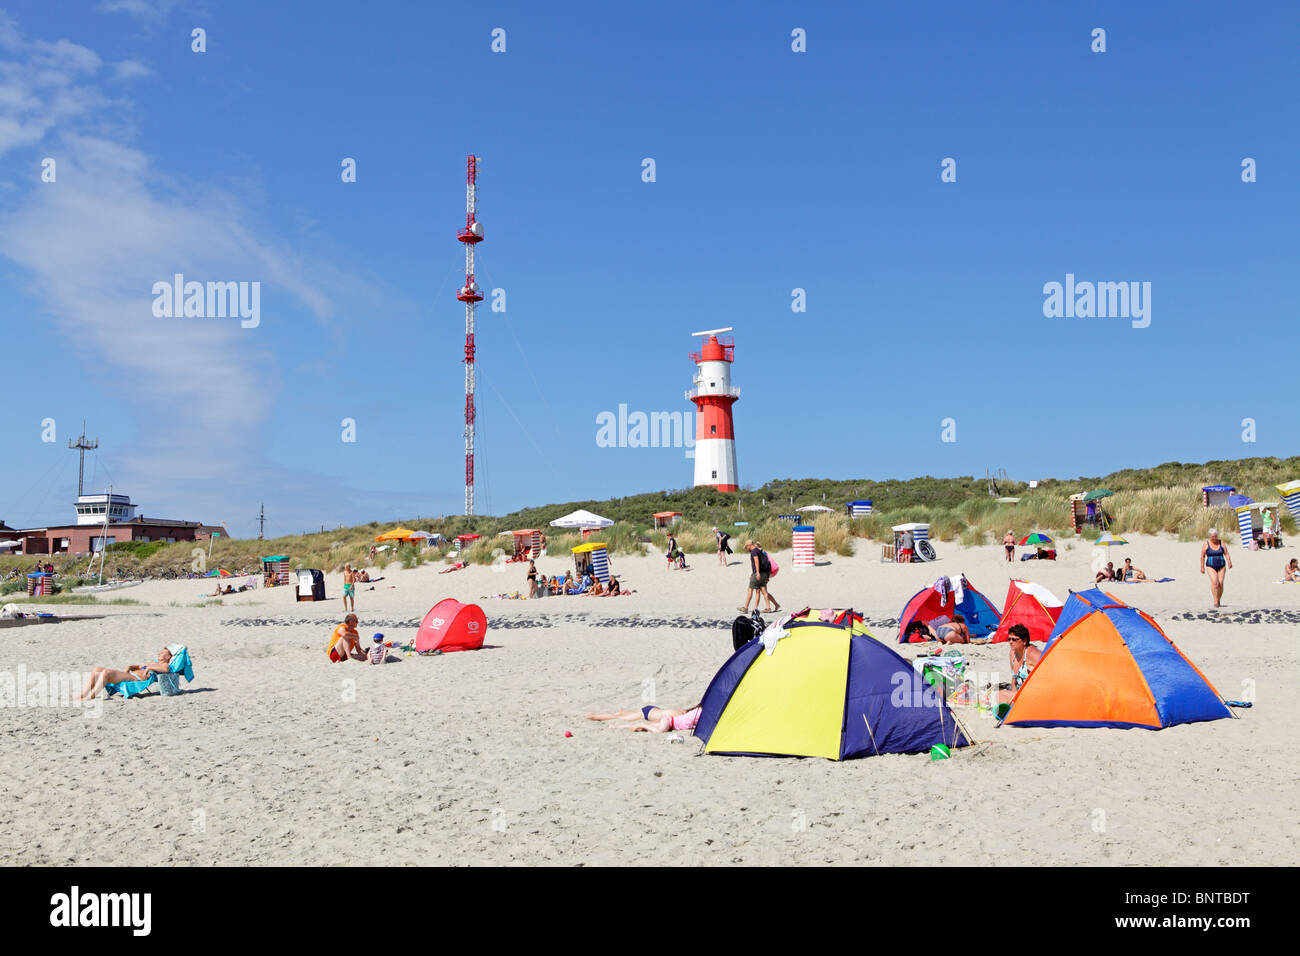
[368,633,388,665]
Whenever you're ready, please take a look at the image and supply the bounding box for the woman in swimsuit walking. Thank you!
[1200,528,1232,608]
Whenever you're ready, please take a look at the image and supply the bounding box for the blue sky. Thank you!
[0,1,1296,537]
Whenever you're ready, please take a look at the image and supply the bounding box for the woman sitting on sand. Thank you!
[76,648,173,701]
[587,578,606,596]
[1095,562,1116,583]
[1122,558,1148,582]
[586,703,702,733]
[1284,558,1300,582]
[997,624,1040,705]
[606,576,621,596]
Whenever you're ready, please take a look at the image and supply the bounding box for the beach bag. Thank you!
[768,556,779,577]
[732,615,761,651]
[156,672,183,697]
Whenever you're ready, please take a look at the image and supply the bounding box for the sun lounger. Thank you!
[106,645,194,699]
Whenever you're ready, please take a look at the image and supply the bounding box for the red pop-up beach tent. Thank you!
[415,599,487,653]
[990,580,1063,643]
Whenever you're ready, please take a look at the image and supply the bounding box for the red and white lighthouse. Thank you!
[687,327,740,492]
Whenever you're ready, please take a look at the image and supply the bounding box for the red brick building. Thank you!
[16,516,228,556]
[8,493,227,556]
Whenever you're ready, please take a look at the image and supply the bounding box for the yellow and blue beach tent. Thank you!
[695,609,970,759]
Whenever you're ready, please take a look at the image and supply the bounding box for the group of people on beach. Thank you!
[524,560,622,597]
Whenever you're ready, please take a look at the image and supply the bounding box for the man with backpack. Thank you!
[739,540,781,614]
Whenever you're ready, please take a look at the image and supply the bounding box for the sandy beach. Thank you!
[2,532,1296,866]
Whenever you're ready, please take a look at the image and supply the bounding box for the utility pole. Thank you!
[256,503,266,539]
[67,421,98,497]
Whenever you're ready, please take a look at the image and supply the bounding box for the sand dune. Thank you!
[1,533,1295,865]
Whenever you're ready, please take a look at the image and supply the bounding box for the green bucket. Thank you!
[930,744,951,761]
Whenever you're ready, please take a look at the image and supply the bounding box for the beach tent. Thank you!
[652,511,682,529]
[990,580,1063,643]
[415,599,486,653]
[897,576,1001,642]
[695,609,969,759]
[1276,481,1300,521]
[1047,587,1120,648]
[846,501,873,518]
[1226,493,1254,509]
[1002,595,1231,730]
[1202,485,1235,509]
[549,509,613,531]
[374,527,417,542]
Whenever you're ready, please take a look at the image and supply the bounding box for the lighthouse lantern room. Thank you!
[686,327,740,492]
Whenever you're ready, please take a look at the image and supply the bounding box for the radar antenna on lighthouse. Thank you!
[456,155,485,516]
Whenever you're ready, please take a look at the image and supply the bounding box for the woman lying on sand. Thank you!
[76,648,173,700]
[586,703,702,733]
[904,614,970,644]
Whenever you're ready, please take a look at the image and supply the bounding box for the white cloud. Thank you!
[97,0,186,22]
[113,59,151,80]
[0,12,377,523]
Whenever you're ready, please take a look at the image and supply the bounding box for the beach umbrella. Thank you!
[205,569,233,577]
[796,504,834,512]
[1082,489,1113,502]
[1096,532,1128,546]
[1019,532,1054,546]
[549,509,613,530]
[374,527,416,542]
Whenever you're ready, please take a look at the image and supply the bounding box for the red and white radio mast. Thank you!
[456,155,485,515]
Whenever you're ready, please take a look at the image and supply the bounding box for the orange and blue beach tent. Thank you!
[1002,589,1231,730]
[897,577,1001,642]
[695,609,969,759]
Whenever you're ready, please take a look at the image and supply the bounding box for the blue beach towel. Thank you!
[106,645,195,699]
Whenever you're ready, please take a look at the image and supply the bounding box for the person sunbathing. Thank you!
[997,624,1040,705]
[76,648,173,700]
[1284,558,1300,582]
[587,579,606,596]
[586,703,702,733]
[606,576,621,596]
[1095,562,1116,583]
[567,572,592,595]
[904,616,969,644]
